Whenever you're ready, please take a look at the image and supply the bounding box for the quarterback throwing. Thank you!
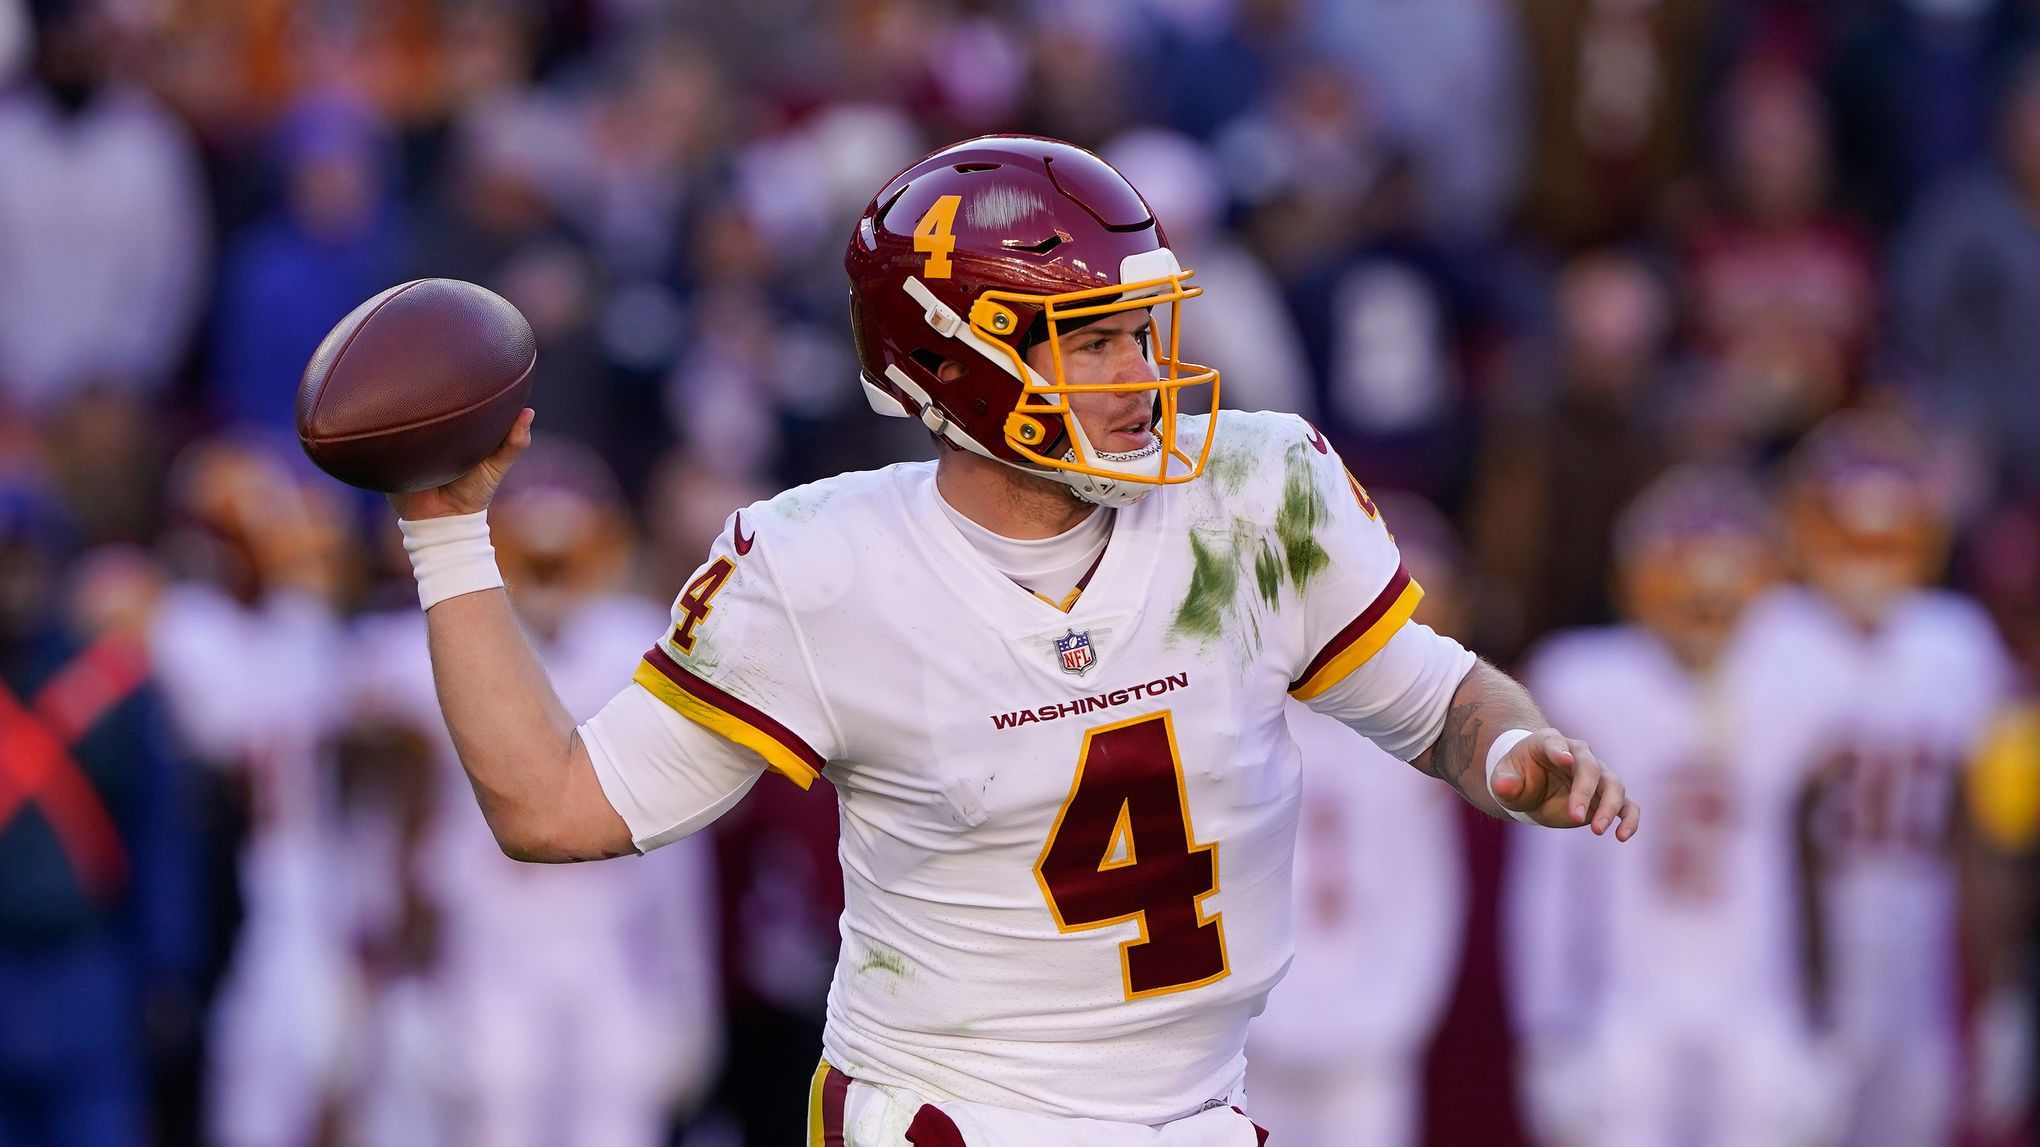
[389,136,1639,1146]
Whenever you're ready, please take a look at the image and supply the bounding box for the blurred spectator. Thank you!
[433,0,542,121]
[1684,61,1875,454]
[0,480,200,1147]
[1294,239,1482,503]
[1507,465,1846,1147]
[1139,0,1309,140]
[1516,0,1719,249]
[147,434,358,1147]
[1890,52,2040,493]
[0,0,24,86]
[557,34,726,279]
[1105,127,1314,417]
[412,100,615,452]
[1970,495,2040,679]
[40,388,169,547]
[209,94,406,430]
[1018,0,1150,148]
[1828,0,2040,226]
[1468,249,1678,654]
[662,190,871,487]
[1771,411,2016,1147]
[731,102,925,284]
[0,0,209,414]
[1314,0,1528,244]
[1249,492,1469,1147]
[923,0,1031,136]
[1215,56,1393,283]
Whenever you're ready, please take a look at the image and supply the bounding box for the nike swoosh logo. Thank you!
[1304,422,1330,455]
[733,512,755,556]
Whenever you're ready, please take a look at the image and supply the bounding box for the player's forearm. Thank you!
[423,587,587,854]
[1410,659,1548,819]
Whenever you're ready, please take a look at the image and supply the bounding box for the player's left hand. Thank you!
[1490,729,1640,839]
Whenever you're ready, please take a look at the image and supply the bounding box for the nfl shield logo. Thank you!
[1056,630,1096,675]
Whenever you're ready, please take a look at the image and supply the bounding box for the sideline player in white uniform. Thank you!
[1506,465,1848,1147]
[381,136,1640,1146]
[1247,493,1469,1147]
[146,437,358,1147]
[343,440,720,1147]
[1765,413,2015,1147]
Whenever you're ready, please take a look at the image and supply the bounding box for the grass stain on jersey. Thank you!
[1254,540,1283,608]
[1173,529,1240,640]
[1276,446,1330,590]
[1170,435,1330,654]
[857,945,914,995]
[775,485,840,523]
[680,632,722,674]
[1205,446,1254,494]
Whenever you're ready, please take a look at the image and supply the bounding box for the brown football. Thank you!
[297,278,537,493]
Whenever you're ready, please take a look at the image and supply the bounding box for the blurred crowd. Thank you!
[3,0,2040,1144]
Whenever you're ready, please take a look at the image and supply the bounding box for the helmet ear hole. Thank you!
[909,348,964,383]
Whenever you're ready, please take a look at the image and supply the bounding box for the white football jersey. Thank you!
[1510,617,1848,1036]
[587,410,1476,1123]
[1505,616,1854,1147]
[1753,586,2014,1039]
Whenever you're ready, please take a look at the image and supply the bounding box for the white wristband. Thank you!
[1485,728,1538,824]
[398,511,503,610]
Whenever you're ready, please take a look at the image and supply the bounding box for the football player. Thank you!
[147,435,358,1147]
[1247,493,1470,1147]
[342,438,720,1147]
[1764,412,2015,1147]
[385,136,1640,1144]
[1506,465,1847,1147]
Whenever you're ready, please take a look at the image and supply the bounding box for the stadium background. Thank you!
[2,0,2039,1143]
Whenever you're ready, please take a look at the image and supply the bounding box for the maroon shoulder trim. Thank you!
[641,645,826,773]
[1288,563,1413,691]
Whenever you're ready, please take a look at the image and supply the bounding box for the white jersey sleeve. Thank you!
[1272,417,1476,759]
[581,504,842,852]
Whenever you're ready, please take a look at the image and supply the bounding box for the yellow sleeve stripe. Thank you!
[633,651,822,789]
[1289,570,1425,702]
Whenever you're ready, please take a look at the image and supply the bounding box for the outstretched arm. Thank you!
[390,410,635,863]
[1411,659,1641,840]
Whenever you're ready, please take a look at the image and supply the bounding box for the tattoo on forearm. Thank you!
[1424,696,1485,803]
[1417,660,1548,815]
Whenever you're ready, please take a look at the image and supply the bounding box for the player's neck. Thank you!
[935,451,1099,540]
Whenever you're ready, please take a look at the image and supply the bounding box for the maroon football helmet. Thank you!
[1781,410,1948,625]
[1615,464,1782,669]
[845,135,1220,506]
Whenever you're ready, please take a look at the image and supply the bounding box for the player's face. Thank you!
[1027,310,1159,457]
[1622,534,1775,668]
[1789,484,1944,626]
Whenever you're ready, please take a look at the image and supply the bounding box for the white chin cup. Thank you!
[1061,470,1155,508]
